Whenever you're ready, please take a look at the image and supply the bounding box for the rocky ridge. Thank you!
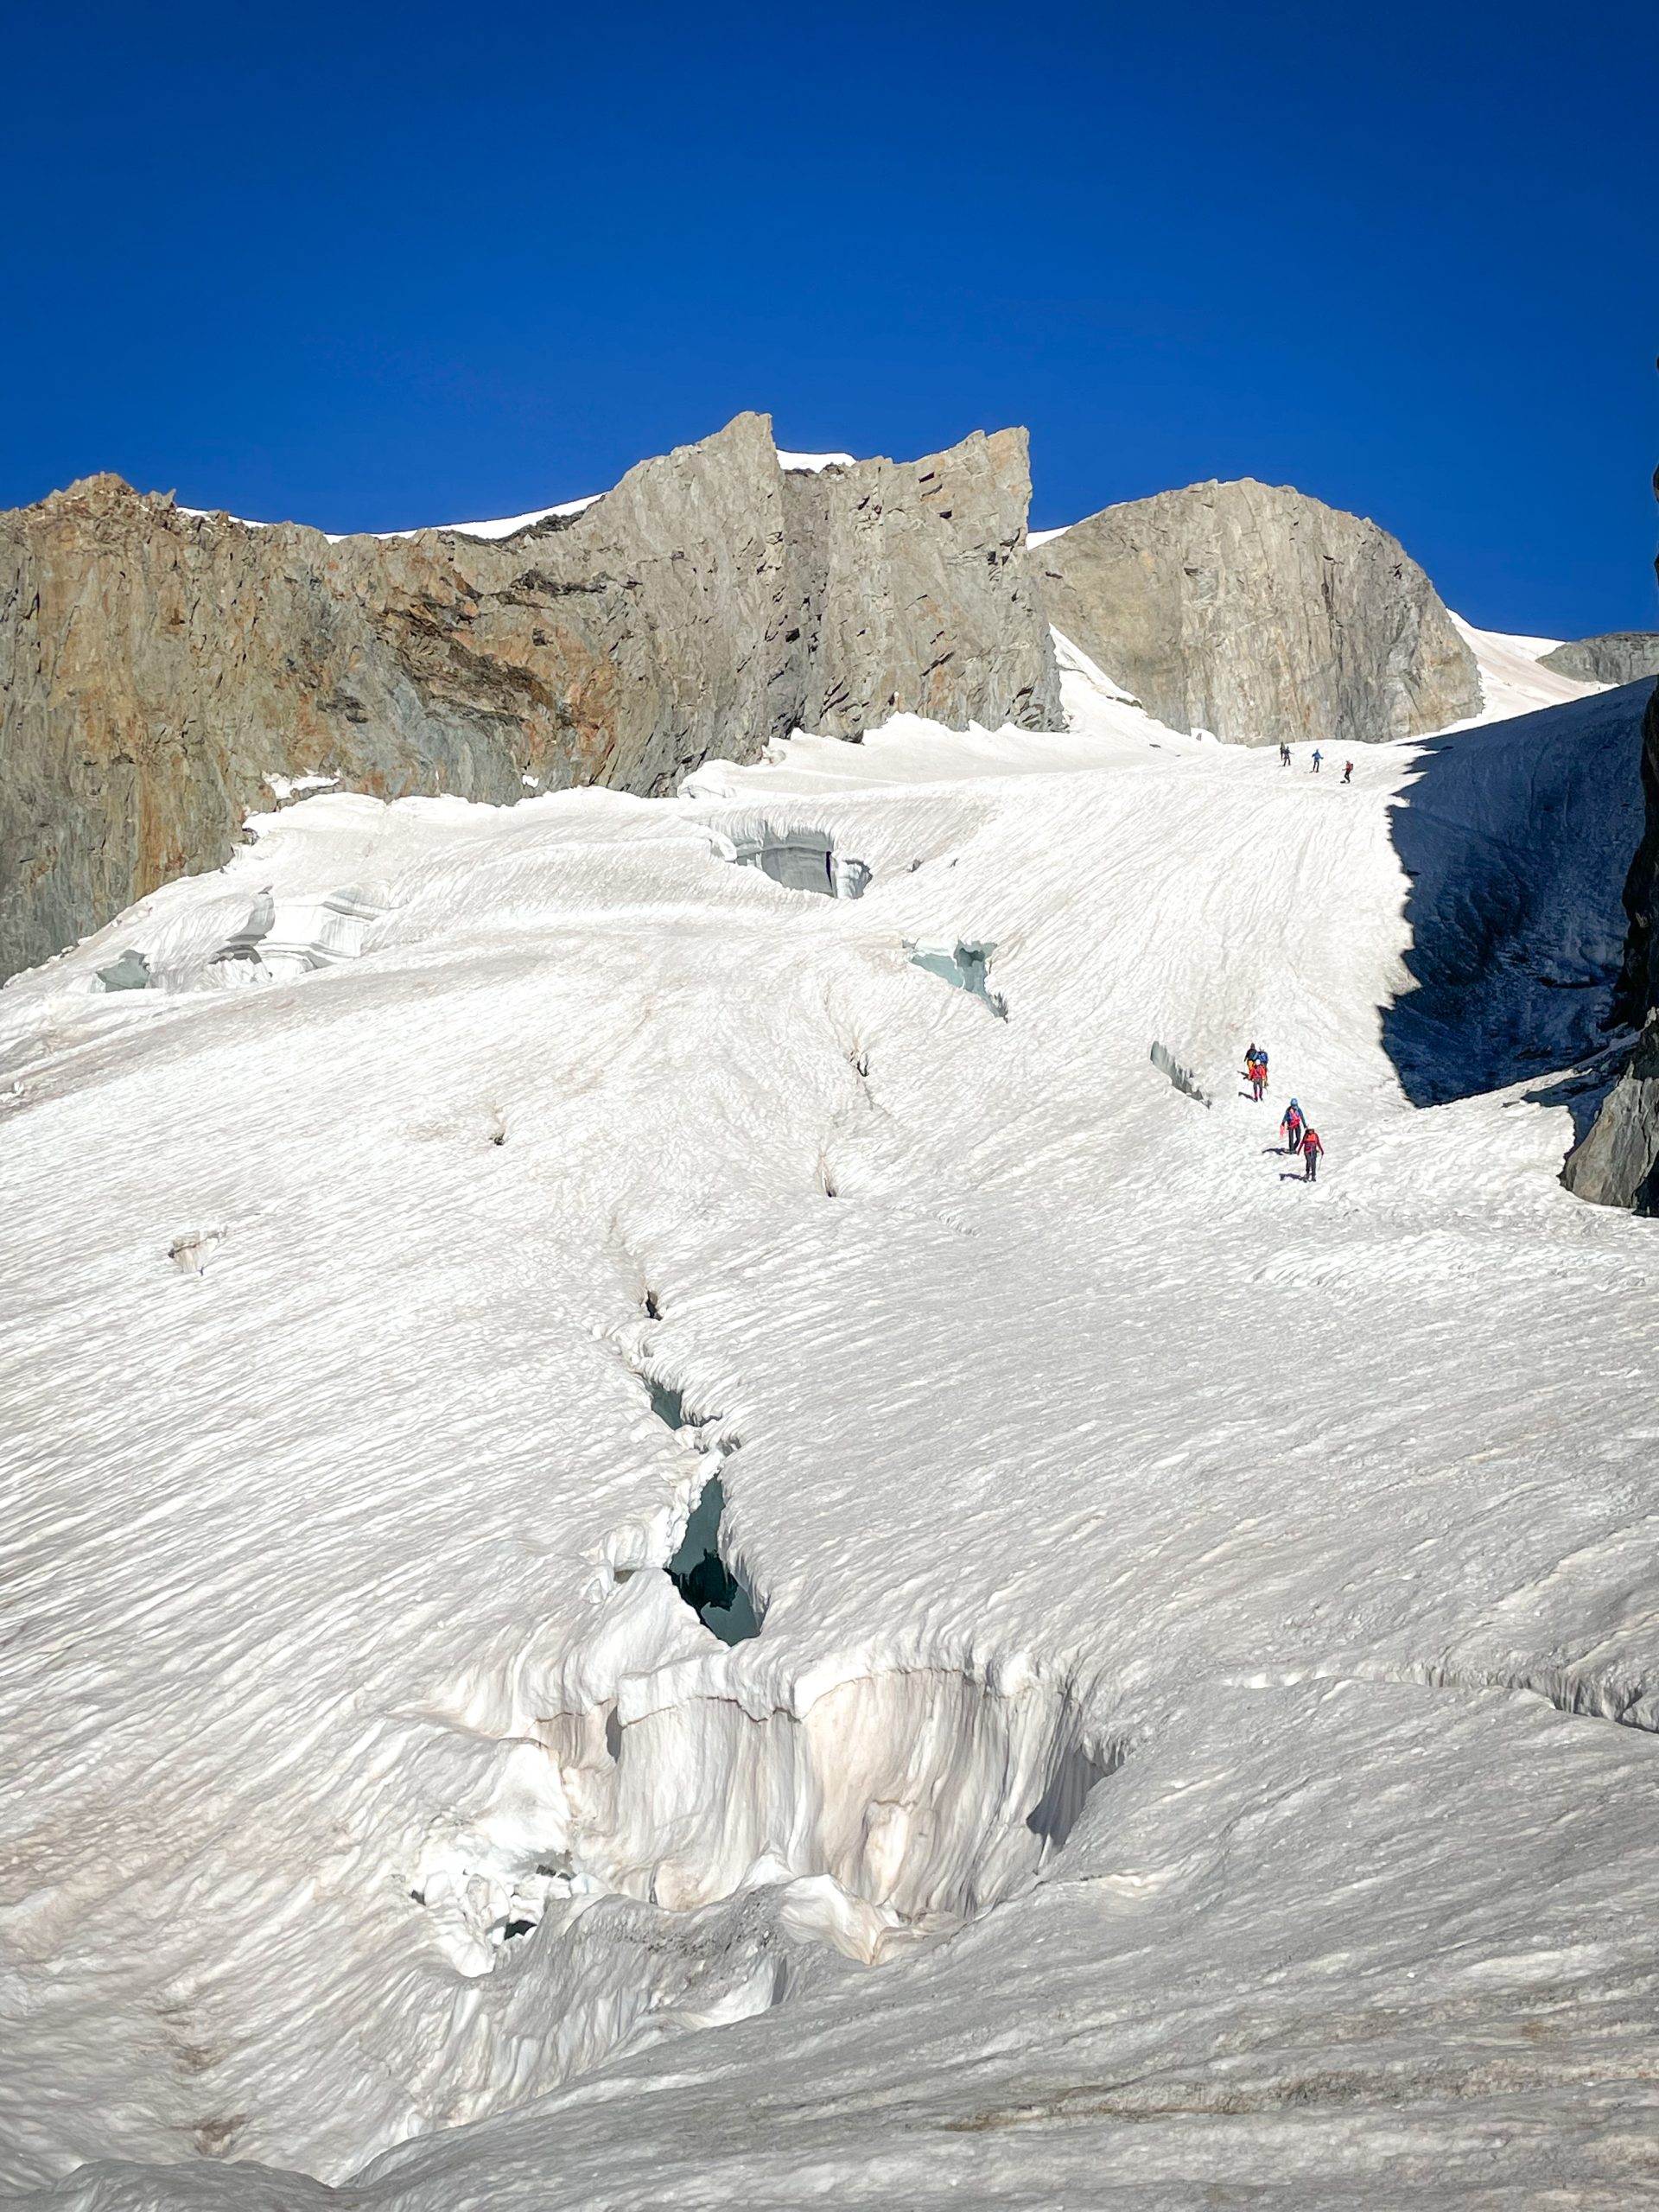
[1032,476,1482,747]
[1540,632,1659,686]
[0,413,1059,981]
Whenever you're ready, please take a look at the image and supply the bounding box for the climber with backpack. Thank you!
[1281,1098,1305,1154]
[1310,747,1324,774]
[1300,1124,1325,1181]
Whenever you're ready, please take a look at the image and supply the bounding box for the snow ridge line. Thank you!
[1222,1657,1658,1735]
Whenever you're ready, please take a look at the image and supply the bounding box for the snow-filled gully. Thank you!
[410,1369,1116,2110]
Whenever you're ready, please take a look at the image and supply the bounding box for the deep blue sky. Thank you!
[4,0,1655,635]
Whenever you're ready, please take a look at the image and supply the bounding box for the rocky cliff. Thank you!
[0,413,1059,980]
[1539,632,1659,686]
[1032,477,1481,747]
[1558,444,1659,1216]
[1564,676,1659,1211]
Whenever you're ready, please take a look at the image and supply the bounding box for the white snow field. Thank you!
[1448,615,1605,726]
[3,665,1659,2209]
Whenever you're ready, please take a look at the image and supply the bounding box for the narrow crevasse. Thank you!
[641,1376,762,1643]
[1363,1654,1659,1733]
[1222,1652,1659,1734]
[664,1476,762,1645]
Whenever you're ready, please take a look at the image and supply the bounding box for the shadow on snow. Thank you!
[1379,679,1652,1118]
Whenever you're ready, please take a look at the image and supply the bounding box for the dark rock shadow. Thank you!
[1380,681,1652,1106]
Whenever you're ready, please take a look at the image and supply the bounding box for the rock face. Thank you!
[1561,1010,1659,1209]
[1540,632,1659,686]
[0,413,1058,981]
[1032,478,1481,747]
[1560,448,1659,1215]
[1564,678,1659,1210]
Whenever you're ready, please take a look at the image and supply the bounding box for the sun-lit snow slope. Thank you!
[3,679,1659,2209]
[1448,614,1605,726]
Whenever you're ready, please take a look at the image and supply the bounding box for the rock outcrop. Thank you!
[1560,1008,1659,1209]
[1563,677,1659,1211]
[1561,447,1659,1212]
[1539,632,1659,686]
[0,414,1059,981]
[1032,478,1481,747]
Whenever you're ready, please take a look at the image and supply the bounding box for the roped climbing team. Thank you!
[1279,742,1354,784]
[1244,1042,1325,1183]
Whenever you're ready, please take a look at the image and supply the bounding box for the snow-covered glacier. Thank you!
[2,647,1658,2209]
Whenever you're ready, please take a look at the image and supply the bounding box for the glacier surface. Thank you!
[1,639,1656,2209]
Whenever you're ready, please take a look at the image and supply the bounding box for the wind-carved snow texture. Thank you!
[1149,1039,1212,1107]
[8,655,1659,2211]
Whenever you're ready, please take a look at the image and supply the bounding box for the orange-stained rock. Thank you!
[0,414,1060,977]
